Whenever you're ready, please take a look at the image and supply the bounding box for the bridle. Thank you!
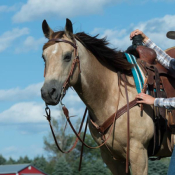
[48,38,81,105]
[44,37,139,173]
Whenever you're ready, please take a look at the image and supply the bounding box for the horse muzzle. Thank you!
[41,80,61,105]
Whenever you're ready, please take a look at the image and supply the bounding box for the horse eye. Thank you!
[64,53,71,62]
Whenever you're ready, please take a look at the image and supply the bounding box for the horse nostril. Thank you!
[49,88,56,96]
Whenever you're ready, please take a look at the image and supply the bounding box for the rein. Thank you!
[44,38,139,173]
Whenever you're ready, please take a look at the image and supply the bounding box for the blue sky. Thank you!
[0,0,175,160]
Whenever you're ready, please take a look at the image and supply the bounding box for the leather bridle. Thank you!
[48,38,81,105]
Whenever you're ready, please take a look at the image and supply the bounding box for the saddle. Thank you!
[136,45,175,126]
[126,35,175,155]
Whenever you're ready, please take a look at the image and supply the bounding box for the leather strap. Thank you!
[45,106,87,153]
[91,99,137,134]
[124,79,130,174]
[140,76,148,116]
[62,105,117,149]
[62,57,80,92]
[79,118,88,171]
[49,38,77,49]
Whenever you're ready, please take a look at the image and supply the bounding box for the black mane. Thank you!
[75,32,133,73]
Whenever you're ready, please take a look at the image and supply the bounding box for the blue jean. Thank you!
[167,145,175,175]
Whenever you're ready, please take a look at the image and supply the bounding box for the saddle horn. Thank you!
[126,34,143,56]
[167,31,175,40]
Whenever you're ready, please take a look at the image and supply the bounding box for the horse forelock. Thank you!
[43,31,65,51]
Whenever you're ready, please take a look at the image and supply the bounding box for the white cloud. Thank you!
[12,0,175,23]
[0,102,63,124]
[0,85,84,124]
[0,28,29,52]
[0,102,46,124]
[0,82,43,102]
[0,82,83,105]
[15,36,47,53]
[134,15,175,49]
[12,0,124,23]
[0,5,17,12]
[94,14,175,51]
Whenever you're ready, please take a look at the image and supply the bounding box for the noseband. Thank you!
[48,38,81,104]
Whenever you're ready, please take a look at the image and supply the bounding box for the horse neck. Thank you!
[73,41,123,125]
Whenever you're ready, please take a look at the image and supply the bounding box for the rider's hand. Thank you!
[136,92,155,105]
[130,29,149,43]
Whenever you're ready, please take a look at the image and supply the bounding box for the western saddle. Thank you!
[126,35,175,156]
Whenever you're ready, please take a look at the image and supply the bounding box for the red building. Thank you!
[0,164,48,175]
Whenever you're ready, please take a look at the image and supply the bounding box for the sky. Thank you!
[0,0,175,160]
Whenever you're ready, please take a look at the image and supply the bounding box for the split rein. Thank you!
[44,38,139,173]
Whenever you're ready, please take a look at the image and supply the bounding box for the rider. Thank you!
[130,29,175,108]
[130,29,175,175]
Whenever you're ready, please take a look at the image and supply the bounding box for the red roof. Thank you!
[0,164,47,175]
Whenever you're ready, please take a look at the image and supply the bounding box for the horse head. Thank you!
[41,19,80,105]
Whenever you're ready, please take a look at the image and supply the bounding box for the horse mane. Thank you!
[43,31,134,86]
[75,32,133,73]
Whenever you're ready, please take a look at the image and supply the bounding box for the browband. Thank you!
[49,38,77,49]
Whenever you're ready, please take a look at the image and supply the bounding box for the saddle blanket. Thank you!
[124,53,144,93]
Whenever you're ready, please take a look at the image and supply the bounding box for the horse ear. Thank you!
[42,20,54,39]
[65,18,73,39]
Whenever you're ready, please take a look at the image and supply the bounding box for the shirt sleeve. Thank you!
[144,39,173,69]
[154,97,175,109]
[169,58,175,72]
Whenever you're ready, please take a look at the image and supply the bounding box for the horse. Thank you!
[41,18,171,175]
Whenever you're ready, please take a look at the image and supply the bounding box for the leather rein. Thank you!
[44,38,139,173]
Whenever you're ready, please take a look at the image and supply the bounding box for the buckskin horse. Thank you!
[41,19,172,175]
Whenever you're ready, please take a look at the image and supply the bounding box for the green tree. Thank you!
[81,159,111,175]
[76,134,101,162]
[17,156,25,164]
[148,159,169,175]
[71,158,85,175]
[0,155,6,165]
[52,156,72,175]
[6,157,16,164]
[22,155,31,163]
[32,156,47,172]
[44,159,55,175]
